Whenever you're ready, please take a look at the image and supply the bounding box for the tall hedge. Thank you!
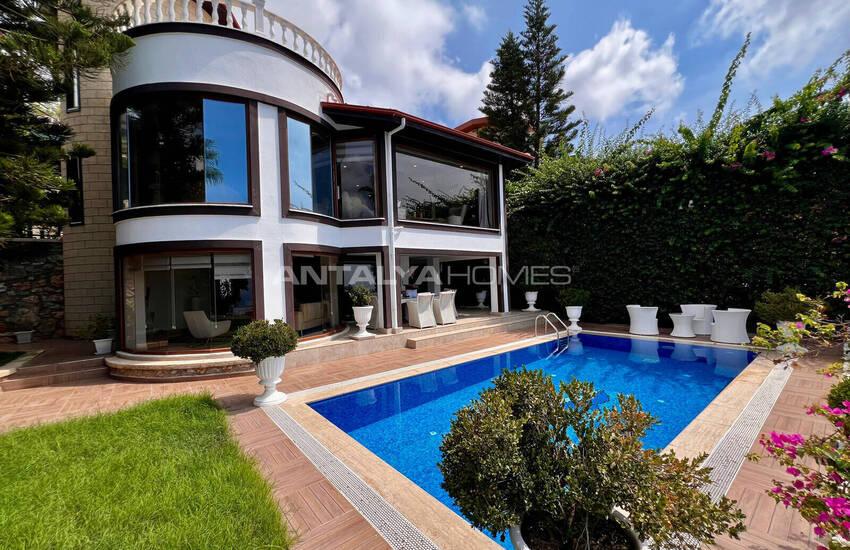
[507,55,850,324]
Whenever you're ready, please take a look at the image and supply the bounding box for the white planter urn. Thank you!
[509,525,531,550]
[523,291,539,312]
[93,338,113,355]
[475,290,487,309]
[352,305,373,338]
[566,306,583,333]
[254,356,287,407]
[14,330,33,344]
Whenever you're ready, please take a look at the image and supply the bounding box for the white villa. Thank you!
[60,0,532,374]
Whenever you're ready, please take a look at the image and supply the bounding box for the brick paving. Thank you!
[0,329,535,549]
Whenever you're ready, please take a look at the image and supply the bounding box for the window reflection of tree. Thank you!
[400,171,486,226]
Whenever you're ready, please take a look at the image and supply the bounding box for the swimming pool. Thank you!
[309,333,756,547]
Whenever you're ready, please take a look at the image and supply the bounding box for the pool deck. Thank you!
[0,324,839,549]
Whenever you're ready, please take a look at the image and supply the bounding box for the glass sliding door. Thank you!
[122,252,255,352]
[291,255,340,336]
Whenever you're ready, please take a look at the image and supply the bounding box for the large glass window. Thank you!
[395,148,493,228]
[117,94,249,209]
[337,140,377,218]
[287,117,333,216]
[66,157,83,225]
[122,252,254,352]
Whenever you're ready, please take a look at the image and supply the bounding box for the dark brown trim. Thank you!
[278,109,289,219]
[114,240,264,353]
[496,255,505,313]
[113,204,256,222]
[125,23,343,101]
[113,81,326,126]
[110,87,261,219]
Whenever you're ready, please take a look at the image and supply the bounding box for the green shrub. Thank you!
[230,319,297,364]
[439,369,746,548]
[753,287,810,326]
[558,287,590,307]
[82,314,114,340]
[828,378,850,409]
[345,284,373,307]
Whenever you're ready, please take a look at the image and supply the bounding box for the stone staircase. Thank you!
[1,357,107,391]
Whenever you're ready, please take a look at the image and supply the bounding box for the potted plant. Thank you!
[475,289,488,309]
[83,314,114,354]
[558,287,591,333]
[346,284,374,339]
[440,369,746,550]
[517,282,540,312]
[230,319,298,406]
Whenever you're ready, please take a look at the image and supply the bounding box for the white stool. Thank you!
[669,313,695,338]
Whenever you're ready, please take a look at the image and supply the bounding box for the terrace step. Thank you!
[1,357,107,391]
[106,352,254,382]
[405,315,537,349]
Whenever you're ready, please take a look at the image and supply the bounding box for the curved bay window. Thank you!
[117,93,250,209]
[395,148,493,228]
[122,252,255,352]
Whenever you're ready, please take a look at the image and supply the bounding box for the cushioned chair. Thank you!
[293,302,327,333]
[407,292,436,328]
[711,308,751,344]
[626,305,659,336]
[183,311,231,339]
[433,290,457,325]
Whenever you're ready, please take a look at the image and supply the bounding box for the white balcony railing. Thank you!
[112,0,343,91]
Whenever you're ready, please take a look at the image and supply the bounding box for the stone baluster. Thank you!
[194,0,201,23]
[267,14,276,40]
[225,0,232,26]
[167,0,175,21]
[239,0,247,29]
[180,0,187,21]
[252,0,264,32]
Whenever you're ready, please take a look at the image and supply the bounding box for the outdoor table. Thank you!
[669,313,695,338]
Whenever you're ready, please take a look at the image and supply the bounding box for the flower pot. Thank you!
[253,356,287,407]
[93,338,113,355]
[14,331,33,344]
[475,290,487,309]
[523,291,539,312]
[447,214,463,225]
[509,520,640,550]
[509,525,531,550]
[566,305,583,333]
[351,305,373,338]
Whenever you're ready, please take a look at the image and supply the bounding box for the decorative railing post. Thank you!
[252,0,265,33]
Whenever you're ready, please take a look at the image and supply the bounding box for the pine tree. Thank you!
[0,0,132,236]
[521,0,580,162]
[478,31,530,153]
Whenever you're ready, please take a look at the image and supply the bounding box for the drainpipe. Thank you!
[385,117,406,331]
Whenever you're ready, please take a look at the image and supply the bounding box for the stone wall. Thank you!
[0,239,65,338]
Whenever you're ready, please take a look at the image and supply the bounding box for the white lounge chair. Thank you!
[680,304,717,335]
[433,290,457,325]
[627,305,659,335]
[710,308,751,344]
[183,311,231,339]
[407,292,436,328]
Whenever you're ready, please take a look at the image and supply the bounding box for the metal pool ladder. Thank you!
[535,313,570,354]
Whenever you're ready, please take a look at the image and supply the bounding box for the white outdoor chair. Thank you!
[406,292,436,329]
[183,311,231,340]
[710,308,751,344]
[433,290,457,325]
[627,305,659,335]
[680,304,717,335]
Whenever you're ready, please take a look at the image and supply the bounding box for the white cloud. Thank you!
[697,0,850,76]
[562,19,684,121]
[266,0,490,124]
[462,4,487,32]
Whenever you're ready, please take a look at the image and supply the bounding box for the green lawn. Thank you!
[0,394,293,549]
[0,351,23,366]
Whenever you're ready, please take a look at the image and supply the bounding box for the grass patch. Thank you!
[0,351,23,367]
[0,394,293,549]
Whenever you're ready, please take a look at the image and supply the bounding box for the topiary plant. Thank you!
[753,287,811,326]
[828,378,850,410]
[230,319,297,365]
[558,287,591,308]
[346,284,373,307]
[439,369,746,549]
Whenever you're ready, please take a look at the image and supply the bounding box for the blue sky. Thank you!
[270,0,850,137]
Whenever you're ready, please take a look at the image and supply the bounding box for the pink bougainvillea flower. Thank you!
[787,467,801,476]
[594,168,603,176]
[823,146,838,155]
[800,117,811,123]
[761,150,776,160]
[644,149,653,155]
[838,87,846,98]
[796,321,804,329]
[814,526,826,536]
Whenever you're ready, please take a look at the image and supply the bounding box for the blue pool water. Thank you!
[309,333,756,547]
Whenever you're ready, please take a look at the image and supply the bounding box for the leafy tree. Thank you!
[0,0,132,237]
[479,31,530,153]
[521,0,580,161]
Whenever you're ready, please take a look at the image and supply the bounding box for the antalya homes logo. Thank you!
[282,264,573,288]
